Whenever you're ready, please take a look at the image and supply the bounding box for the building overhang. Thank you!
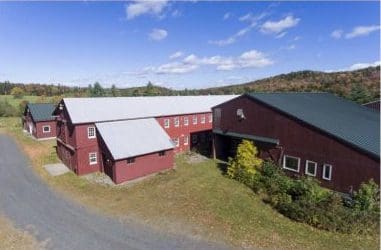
[213,129,280,145]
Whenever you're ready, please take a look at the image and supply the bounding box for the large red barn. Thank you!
[212,93,380,193]
[53,96,236,184]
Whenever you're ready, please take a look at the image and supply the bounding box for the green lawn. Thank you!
[0,117,379,250]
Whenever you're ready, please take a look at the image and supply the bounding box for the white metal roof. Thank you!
[96,118,174,160]
[63,95,237,124]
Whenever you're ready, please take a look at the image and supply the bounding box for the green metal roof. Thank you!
[213,129,279,145]
[246,92,380,158]
[26,103,55,122]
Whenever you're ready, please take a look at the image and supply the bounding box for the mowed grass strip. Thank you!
[0,117,379,250]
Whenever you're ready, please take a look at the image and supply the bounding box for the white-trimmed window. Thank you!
[305,160,317,176]
[322,164,332,180]
[183,116,189,126]
[184,135,189,145]
[173,138,179,147]
[127,157,135,164]
[174,117,180,127]
[282,155,300,172]
[208,114,213,123]
[89,152,97,165]
[88,126,96,139]
[164,119,170,128]
[42,125,51,133]
[192,115,197,125]
[201,115,206,124]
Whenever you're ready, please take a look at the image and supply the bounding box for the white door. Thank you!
[29,123,33,134]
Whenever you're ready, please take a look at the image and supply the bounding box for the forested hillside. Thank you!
[0,66,379,106]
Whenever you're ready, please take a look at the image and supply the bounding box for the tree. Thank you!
[349,82,370,104]
[145,81,157,96]
[10,87,25,99]
[353,179,380,212]
[227,140,263,181]
[111,84,118,97]
[90,82,105,97]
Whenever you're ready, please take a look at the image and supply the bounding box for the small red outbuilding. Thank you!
[22,103,56,140]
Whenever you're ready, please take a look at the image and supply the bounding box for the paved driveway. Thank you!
[0,134,230,250]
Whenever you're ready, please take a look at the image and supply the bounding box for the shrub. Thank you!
[10,87,25,99]
[0,99,18,117]
[227,140,262,185]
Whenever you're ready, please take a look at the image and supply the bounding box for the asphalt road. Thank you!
[0,134,230,250]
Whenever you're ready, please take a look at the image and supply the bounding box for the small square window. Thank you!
[127,157,135,164]
[42,125,51,133]
[88,126,96,139]
[201,115,206,124]
[283,155,300,172]
[192,115,197,125]
[159,151,166,156]
[305,160,317,176]
[164,119,170,128]
[89,152,97,165]
[183,116,189,126]
[208,114,213,123]
[184,135,189,145]
[322,164,332,180]
[174,117,180,127]
[173,138,179,147]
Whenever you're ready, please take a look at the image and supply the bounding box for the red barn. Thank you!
[212,93,380,193]
[53,96,236,183]
[22,103,56,140]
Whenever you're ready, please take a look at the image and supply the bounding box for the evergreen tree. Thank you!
[349,82,370,104]
[111,84,118,97]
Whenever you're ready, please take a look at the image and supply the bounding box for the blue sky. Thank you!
[0,1,379,89]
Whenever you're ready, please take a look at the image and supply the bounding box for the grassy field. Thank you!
[0,95,53,108]
[0,215,43,250]
[0,117,379,250]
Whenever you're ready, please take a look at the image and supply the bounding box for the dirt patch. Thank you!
[184,152,209,164]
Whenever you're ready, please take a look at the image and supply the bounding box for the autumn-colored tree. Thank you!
[227,140,263,180]
[10,87,25,99]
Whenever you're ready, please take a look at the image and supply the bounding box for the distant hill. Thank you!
[0,66,379,105]
[186,66,380,104]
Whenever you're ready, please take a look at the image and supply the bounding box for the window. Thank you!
[183,116,189,126]
[208,114,213,123]
[159,151,166,156]
[305,160,317,176]
[89,152,97,165]
[322,164,332,180]
[184,135,189,145]
[174,117,180,127]
[127,157,135,164]
[88,126,96,139]
[173,138,179,147]
[282,155,300,172]
[201,115,206,124]
[42,125,51,133]
[192,115,197,125]
[164,119,170,128]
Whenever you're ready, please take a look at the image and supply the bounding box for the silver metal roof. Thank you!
[63,95,237,124]
[96,118,174,160]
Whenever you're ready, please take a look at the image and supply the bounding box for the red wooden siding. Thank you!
[22,113,56,139]
[213,95,379,193]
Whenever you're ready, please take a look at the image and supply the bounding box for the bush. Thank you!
[0,99,18,117]
[10,87,25,99]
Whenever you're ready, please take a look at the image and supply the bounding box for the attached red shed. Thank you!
[212,93,380,193]
[22,103,56,140]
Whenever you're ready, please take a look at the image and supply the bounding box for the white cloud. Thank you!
[331,29,343,39]
[223,12,231,20]
[155,62,199,74]
[325,61,380,72]
[275,32,287,39]
[169,51,184,59]
[149,28,168,41]
[147,49,273,75]
[348,61,380,70]
[126,0,168,20]
[260,15,300,34]
[345,25,380,39]
[210,12,268,46]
